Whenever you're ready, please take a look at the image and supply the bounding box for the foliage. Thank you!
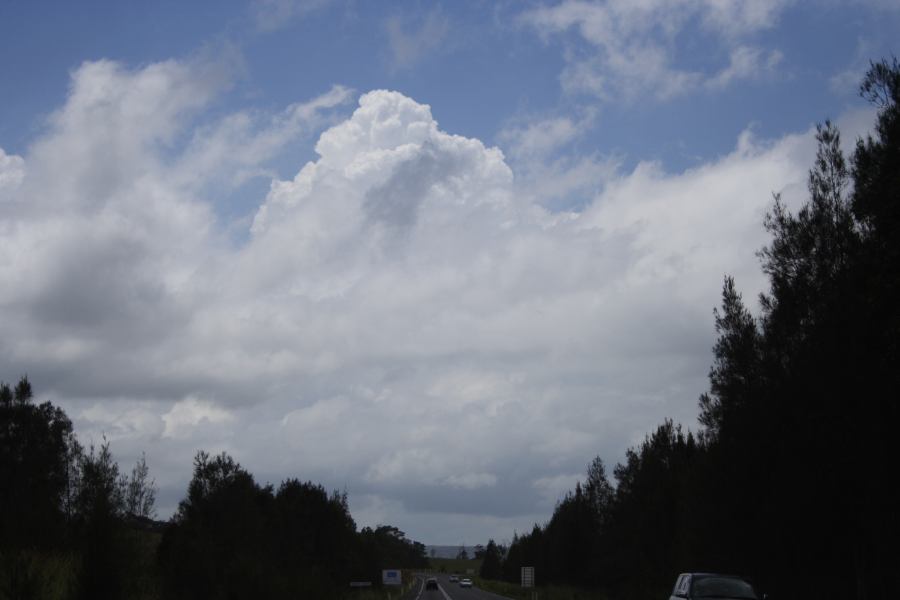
[478,539,503,580]
[159,452,428,599]
[122,453,157,520]
[429,557,481,575]
[501,58,900,600]
[0,377,78,551]
[0,377,165,600]
[0,375,428,599]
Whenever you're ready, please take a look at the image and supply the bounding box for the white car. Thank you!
[449,575,458,582]
[459,578,473,588]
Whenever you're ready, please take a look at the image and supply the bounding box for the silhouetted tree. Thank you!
[0,376,76,549]
[479,539,503,580]
[159,451,274,599]
[473,544,486,560]
[159,451,412,599]
[0,376,81,598]
[74,439,129,600]
[498,58,900,600]
[355,524,429,584]
[122,452,157,519]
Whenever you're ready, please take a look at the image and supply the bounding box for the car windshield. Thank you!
[691,576,758,599]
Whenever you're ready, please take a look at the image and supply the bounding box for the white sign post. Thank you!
[521,566,535,588]
[382,569,402,586]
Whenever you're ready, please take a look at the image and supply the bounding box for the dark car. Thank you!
[425,577,439,590]
[670,573,760,600]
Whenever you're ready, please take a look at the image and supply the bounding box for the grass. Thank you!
[0,549,80,600]
[428,557,482,576]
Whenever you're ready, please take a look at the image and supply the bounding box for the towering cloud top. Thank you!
[252,90,512,242]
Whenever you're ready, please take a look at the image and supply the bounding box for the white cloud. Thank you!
[497,109,615,211]
[498,111,595,161]
[172,84,353,190]
[78,401,165,442]
[162,396,235,439]
[385,9,450,71]
[522,0,789,101]
[0,147,25,196]
[706,46,783,90]
[0,56,873,543]
[700,0,789,36]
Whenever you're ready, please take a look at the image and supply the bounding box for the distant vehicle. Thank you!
[425,578,439,590]
[459,578,473,588]
[670,573,760,600]
[449,575,458,582]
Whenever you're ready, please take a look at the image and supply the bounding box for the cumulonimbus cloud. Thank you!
[0,55,868,543]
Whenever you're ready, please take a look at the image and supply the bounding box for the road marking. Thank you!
[437,582,454,600]
[414,575,425,600]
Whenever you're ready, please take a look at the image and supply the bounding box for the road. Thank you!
[414,573,514,600]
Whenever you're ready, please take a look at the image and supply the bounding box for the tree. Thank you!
[456,546,469,560]
[693,58,900,598]
[0,377,81,598]
[584,456,614,528]
[74,438,128,600]
[0,376,78,549]
[121,452,157,519]
[479,540,503,580]
[697,276,762,441]
[495,57,900,600]
[473,544,486,560]
[159,451,271,599]
[159,451,399,599]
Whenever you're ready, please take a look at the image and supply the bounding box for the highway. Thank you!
[414,573,514,600]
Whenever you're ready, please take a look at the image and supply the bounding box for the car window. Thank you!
[691,576,757,599]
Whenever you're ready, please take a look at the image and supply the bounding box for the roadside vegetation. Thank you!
[0,378,428,599]
[430,557,482,575]
[481,58,900,600]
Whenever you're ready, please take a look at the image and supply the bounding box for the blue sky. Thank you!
[4,2,895,164]
[1,0,897,544]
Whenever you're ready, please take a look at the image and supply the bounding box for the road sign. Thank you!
[382,570,402,586]
[521,566,535,588]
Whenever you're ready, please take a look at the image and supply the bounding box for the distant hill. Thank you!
[426,545,479,559]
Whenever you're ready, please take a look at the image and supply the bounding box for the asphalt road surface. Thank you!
[415,573,514,600]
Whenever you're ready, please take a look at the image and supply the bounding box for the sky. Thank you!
[1,0,897,545]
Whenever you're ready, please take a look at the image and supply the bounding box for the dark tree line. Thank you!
[158,452,429,599]
[496,59,900,600]
[0,377,160,599]
[1,379,428,599]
